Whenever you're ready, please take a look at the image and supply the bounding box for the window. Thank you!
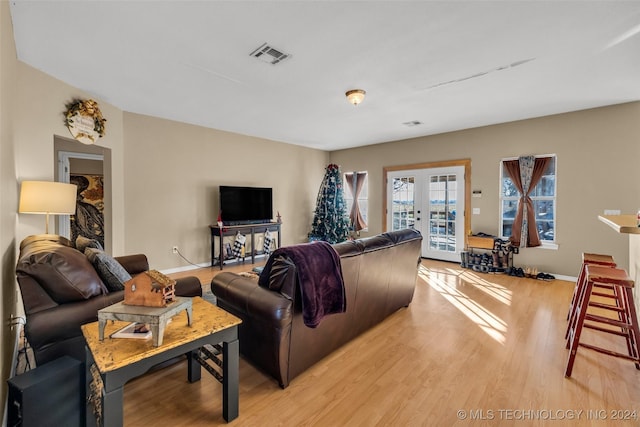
[390,176,415,231]
[344,171,368,231]
[500,155,556,245]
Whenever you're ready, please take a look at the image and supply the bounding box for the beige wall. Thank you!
[330,102,640,276]
[122,112,329,269]
[1,0,18,416]
[1,1,126,416]
[13,64,126,251]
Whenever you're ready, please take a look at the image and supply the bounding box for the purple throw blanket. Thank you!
[259,241,346,328]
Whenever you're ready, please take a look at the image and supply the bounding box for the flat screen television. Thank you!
[219,186,273,225]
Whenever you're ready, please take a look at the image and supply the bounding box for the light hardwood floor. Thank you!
[122,260,640,426]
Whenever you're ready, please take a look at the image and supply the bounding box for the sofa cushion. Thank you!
[85,248,131,292]
[16,245,108,303]
[75,235,104,252]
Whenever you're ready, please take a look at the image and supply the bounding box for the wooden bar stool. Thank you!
[565,265,640,377]
[565,253,616,339]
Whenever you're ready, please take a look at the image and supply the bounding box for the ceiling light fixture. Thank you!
[345,89,366,106]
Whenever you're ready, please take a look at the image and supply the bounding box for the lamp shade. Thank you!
[19,181,77,215]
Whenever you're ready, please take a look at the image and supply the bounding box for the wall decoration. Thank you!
[70,174,105,248]
[64,99,107,144]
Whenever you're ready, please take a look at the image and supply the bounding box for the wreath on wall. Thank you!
[64,99,107,144]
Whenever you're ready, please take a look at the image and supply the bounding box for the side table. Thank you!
[82,297,242,426]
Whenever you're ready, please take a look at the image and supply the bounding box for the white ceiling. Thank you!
[9,1,640,151]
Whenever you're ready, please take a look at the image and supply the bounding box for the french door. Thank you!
[387,165,465,262]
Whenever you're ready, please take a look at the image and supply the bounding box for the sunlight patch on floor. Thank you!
[419,265,507,345]
[452,268,513,306]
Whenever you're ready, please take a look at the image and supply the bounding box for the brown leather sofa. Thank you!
[211,228,422,388]
[16,234,202,365]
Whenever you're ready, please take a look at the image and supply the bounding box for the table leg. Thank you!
[102,386,124,427]
[185,306,193,326]
[250,230,256,264]
[187,349,202,383]
[219,231,224,270]
[85,347,98,427]
[154,320,168,347]
[98,319,106,341]
[223,339,239,422]
[211,229,215,268]
[277,226,281,249]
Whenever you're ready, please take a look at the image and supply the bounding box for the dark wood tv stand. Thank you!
[209,222,281,270]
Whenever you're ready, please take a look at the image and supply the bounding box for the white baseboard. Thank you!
[554,274,577,282]
[161,253,269,275]
[161,263,210,275]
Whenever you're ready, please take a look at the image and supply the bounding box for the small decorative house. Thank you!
[124,270,176,307]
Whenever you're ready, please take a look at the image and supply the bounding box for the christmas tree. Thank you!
[309,163,351,244]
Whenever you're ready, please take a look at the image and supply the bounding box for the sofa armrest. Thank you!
[175,276,202,297]
[212,273,293,325]
[114,254,149,275]
[212,272,293,324]
[26,291,124,361]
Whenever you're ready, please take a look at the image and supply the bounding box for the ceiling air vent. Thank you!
[250,43,291,65]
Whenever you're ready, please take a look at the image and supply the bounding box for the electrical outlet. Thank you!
[9,314,24,331]
[172,246,178,254]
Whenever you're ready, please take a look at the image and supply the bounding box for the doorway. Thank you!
[58,151,105,247]
[54,136,112,250]
[384,159,470,262]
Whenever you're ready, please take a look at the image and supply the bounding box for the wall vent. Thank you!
[250,43,291,65]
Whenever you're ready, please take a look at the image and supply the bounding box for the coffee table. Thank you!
[82,296,242,426]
